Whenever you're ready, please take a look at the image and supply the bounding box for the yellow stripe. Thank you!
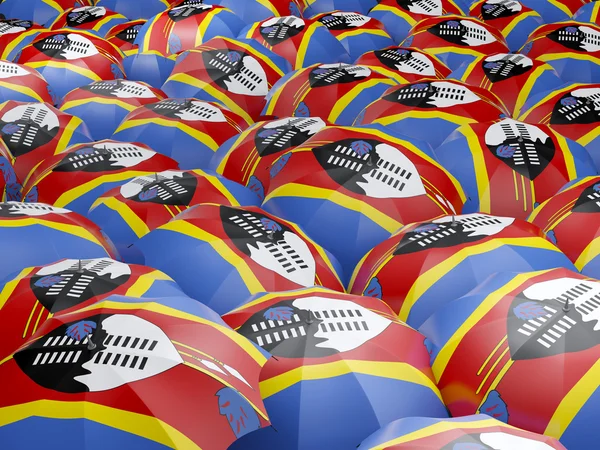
[159,220,266,293]
[545,357,600,438]
[115,118,218,150]
[1,30,42,60]
[295,24,319,69]
[24,61,100,81]
[555,133,577,181]
[464,127,491,212]
[0,400,199,449]
[593,1,600,21]
[215,127,255,174]
[255,0,280,16]
[397,238,561,321]
[577,127,600,147]
[0,268,32,309]
[92,15,119,31]
[264,183,402,232]
[371,418,517,448]
[427,45,484,58]
[61,97,137,112]
[575,236,600,270]
[538,52,600,65]
[194,8,220,48]
[0,81,45,102]
[259,360,442,400]
[547,0,574,16]
[459,58,480,81]
[124,271,173,297]
[432,270,553,377]
[502,11,539,38]
[90,196,150,238]
[142,15,159,52]
[518,84,581,121]
[41,0,64,13]
[371,5,417,26]
[192,169,240,206]
[328,78,396,124]
[0,219,103,245]
[372,110,477,128]
[336,28,391,41]
[513,65,548,117]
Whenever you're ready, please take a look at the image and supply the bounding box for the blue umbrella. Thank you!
[95,0,171,20]
[519,0,582,23]
[0,0,73,26]
[300,0,378,17]
[122,51,177,89]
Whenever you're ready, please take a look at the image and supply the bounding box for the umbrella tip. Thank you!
[563,298,571,313]
[306,309,314,324]
[77,259,83,273]
[87,334,96,350]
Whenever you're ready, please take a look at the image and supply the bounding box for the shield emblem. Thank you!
[33,33,99,60]
[480,0,523,20]
[428,19,498,47]
[259,16,305,46]
[374,48,437,76]
[396,0,443,15]
[80,80,156,98]
[317,12,371,30]
[0,202,70,217]
[66,6,107,27]
[0,103,60,157]
[53,142,156,173]
[254,117,326,156]
[201,49,268,96]
[383,80,480,108]
[308,64,371,88]
[547,25,600,52]
[482,53,533,82]
[146,99,227,122]
[167,3,213,22]
[572,182,600,213]
[120,171,197,205]
[550,88,600,125]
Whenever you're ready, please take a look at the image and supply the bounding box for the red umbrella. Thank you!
[211,116,328,201]
[106,19,145,56]
[0,60,55,105]
[355,46,451,84]
[0,18,45,62]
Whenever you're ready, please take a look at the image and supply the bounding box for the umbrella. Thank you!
[468,0,543,51]
[518,82,600,170]
[401,15,509,71]
[261,125,466,284]
[122,50,178,88]
[0,19,45,63]
[238,15,350,70]
[0,0,89,26]
[299,0,378,16]
[223,287,449,450]
[519,0,588,23]
[20,140,180,214]
[0,258,189,361]
[106,19,146,56]
[449,52,564,117]
[368,0,466,44]
[0,202,118,283]
[0,101,92,183]
[60,79,167,140]
[420,267,600,450]
[17,29,126,99]
[199,0,305,24]
[95,0,171,20]
[132,204,345,314]
[355,78,508,150]
[0,145,21,201]
[48,6,128,37]
[528,176,600,278]
[520,21,600,83]
[434,118,598,219]
[88,169,262,260]
[358,414,567,449]
[0,60,56,105]
[311,11,395,63]
[112,98,250,169]
[354,46,451,84]
[161,37,292,124]
[210,116,328,202]
[573,1,600,23]
[348,212,576,328]
[262,63,397,126]
[0,298,269,449]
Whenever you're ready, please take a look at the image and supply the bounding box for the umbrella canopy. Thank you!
[223,287,449,450]
[348,212,576,328]
[355,78,508,150]
[263,63,397,126]
[0,60,55,105]
[88,169,261,260]
[210,116,328,202]
[0,149,20,202]
[449,52,564,117]
[198,0,305,24]
[239,15,350,69]
[95,0,171,21]
[520,21,600,83]
[358,414,567,449]
[355,46,451,84]
[528,176,600,278]
[106,19,146,56]
[0,298,269,449]
[434,118,598,219]
[0,101,92,183]
[261,125,466,284]
[60,79,166,140]
[311,11,394,62]
[0,202,118,282]
[20,140,180,214]
[368,0,466,44]
[0,0,89,26]
[112,98,249,169]
[17,29,126,99]
[161,37,292,124]
[134,3,245,56]
[518,82,600,170]
[299,0,378,16]
[573,1,600,23]
[0,19,45,62]
[401,15,509,71]
[48,6,128,37]
[468,0,543,51]
[0,258,188,361]
[519,0,588,23]
[420,268,600,450]
[132,204,345,314]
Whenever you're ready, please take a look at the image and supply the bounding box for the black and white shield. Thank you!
[0,19,32,36]
[373,48,437,77]
[383,80,480,108]
[0,202,69,218]
[259,16,305,46]
[0,61,30,79]
[33,32,99,60]
[116,23,142,44]
[0,103,60,157]
[550,88,600,125]
[120,171,197,205]
[308,64,371,88]
[313,138,427,198]
[428,19,497,47]
[396,0,443,15]
[66,6,106,27]
[236,296,392,358]
[146,99,227,122]
[480,0,523,20]
[547,25,600,52]
[53,142,156,173]
[572,181,600,213]
[254,117,326,156]
[317,12,371,30]
[485,119,555,180]
[482,53,533,82]
[506,277,600,360]
[201,49,268,96]
[394,214,515,254]
[167,3,213,22]
[80,79,157,98]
